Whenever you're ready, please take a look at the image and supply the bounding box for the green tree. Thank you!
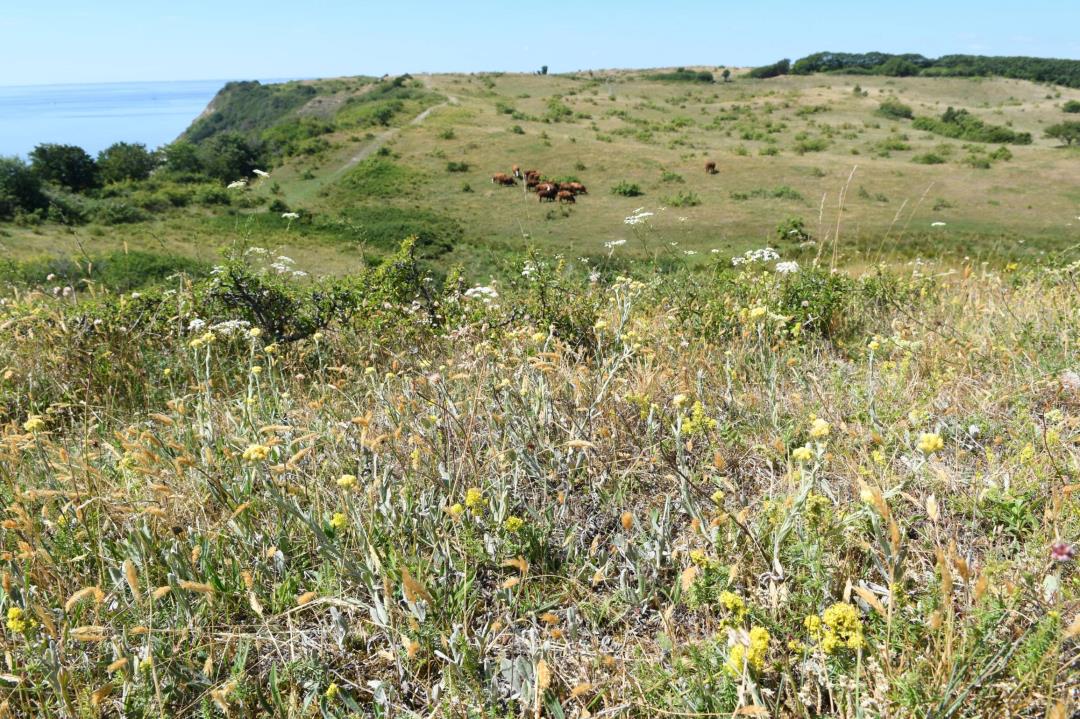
[0,157,48,219]
[29,143,99,192]
[196,133,264,182]
[722,69,732,82]
[97,142,158,183]
[161,141,203,176]
[1045,121,1080,146]
[540,65,549,75]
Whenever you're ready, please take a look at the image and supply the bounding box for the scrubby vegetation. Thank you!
[788,51,1080,87]
[913,107,1033,144]
[0,235,1076,717]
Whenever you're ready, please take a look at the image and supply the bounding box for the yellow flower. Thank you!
[6,606,32,633]
[531,331,547,343]
[447,503,465,519]
[804,614,823,640]
[22,415,45,433]
[719,591,747,622]
[792,445,814,463]
[251,366,263,376]
[749,306,768,321]
[725,626,770,676]
[337,474,357,489]
[504,516,524,533]
[241,444,270,462]
[682,401,717,436]
[162,368,172,378]
[364,366,376,376]
[329,512,347,531]
[917,432,944,454]
[465,487,484,511]
[325,682,339,701]
[672,393,689,408]
[248,327,262,338]
[809,418,831,439]
[868,339,880,352]
[820,602,865,654]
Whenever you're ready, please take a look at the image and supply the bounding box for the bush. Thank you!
[337,205,461,258]
[335,157,421,199]
[646,69,714,83]
[877,99,914,120]
[793,137,829,154]
[664,190,701,207]
[1064,100,1080,113]
[610,181,643,197]
[196,133,265,182]
[660,171,685,183]
[912,152,946,164]
[509,125,525,135]
[1045,121,1080,145]
[747,59,791,79]
[95,202,151,225]
[446,161,470,173]
[912,107,1032,144]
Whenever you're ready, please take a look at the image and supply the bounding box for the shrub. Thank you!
[646,69,715,83]
[337,205,461,257]
[446,161,470,173]
[747,59,791,79]
[665,190,701,207]
[438,128,456,139]
[509,125,525,135]
[793,137,829,154]
[660,170,685,183]
[610,181,643,197]
[336,157,421,199]
[196,133,265,182]
[95,202,151,225]
[877,99,914,120]
[1045,121,1080,145]
[912,152,946,164]
[1064,100,1080,113]
[912,107,1032,144]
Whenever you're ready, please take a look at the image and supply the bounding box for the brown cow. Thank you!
[537,185,558,202]
[491,173,517,186]
[705,161,717,174]
[524,169,540,180]
[557,190,576,204]
[525,177,541,191]
[566,182,588,195]
[512,164,521,179]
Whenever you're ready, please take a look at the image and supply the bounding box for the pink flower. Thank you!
[1050,542,1075,563]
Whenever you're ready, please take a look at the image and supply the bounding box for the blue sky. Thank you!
[2,0,1078,85]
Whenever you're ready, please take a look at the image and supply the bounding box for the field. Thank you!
[0,68,1078,718]
[3,69,1080,280]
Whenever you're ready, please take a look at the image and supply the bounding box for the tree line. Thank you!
[746,52,1080,88]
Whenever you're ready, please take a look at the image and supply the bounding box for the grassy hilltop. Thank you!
[2,65,1080,281]
[0,62,1078,717]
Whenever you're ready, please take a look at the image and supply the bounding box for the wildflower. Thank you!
[868,339,880,352]
[531,331,547,343]
[774,261,800,274]
[6,606,32,633]
[447,503,465,519]
[22,415,45,433]
[792,445,814,463]
[325,682,340,701]
[931,221,947,227]
[248,327,262,339]
[241,444,270,463]
[623,209,653,226]
[337,474,357,489]
[719,591,747,622]
[329,513,347,531]
[672,393,689,408]
[465,487,484,511]
[731,247,779,266]
[1051,541,1075,562]
[682,401,718,435]
[748,306,768,321]
[504,516,524,533]
[227,180,247,189]
[253,169,270,178]
[281,212,300,220]
[809,417,830,439]
[804,614,823,640]
[820,602,865,653]
[726,626,770,676]
[917,432,944,454]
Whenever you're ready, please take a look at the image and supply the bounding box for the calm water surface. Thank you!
[0,80,232,157]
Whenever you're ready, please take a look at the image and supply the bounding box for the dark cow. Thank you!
[526,177,541,191]
[557,190,576,204]
[705,161,717,175]
[537,185,558,202]
[524,169,540,180]
[491,173,517,186]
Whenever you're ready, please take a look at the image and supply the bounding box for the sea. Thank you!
[0,79,243,158]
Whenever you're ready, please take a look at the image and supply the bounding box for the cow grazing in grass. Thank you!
[565,182,588,195]
[524,169,540,181]
[491,173,517,186]
[705,161,717,174]
[526,177,540,191]
[512,164,521,179]
[557,190,576,204]
[537,185,558,202]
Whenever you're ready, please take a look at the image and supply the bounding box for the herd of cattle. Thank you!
[490,160,719,203]
[491,165,588,203]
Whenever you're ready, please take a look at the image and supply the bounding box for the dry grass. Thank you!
[0,243,1077,716]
